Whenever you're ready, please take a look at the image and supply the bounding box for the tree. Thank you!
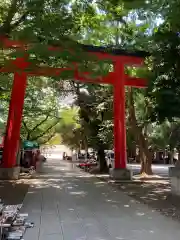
[73,3,155,174]
[148,27,180,122]
[0,0,74,38]
[127,88,154,175]
[56,107,82,150]
[2,0,180,176]
[0,74,63,144]
[150,120,180,162]
[59,0,180,175]
[0,1,114,148]
[0,0,113,82]
[70,81,114,172]
[21,76,61,143]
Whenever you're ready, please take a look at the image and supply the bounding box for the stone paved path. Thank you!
[23,159,180,240]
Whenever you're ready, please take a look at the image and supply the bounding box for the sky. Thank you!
[60,95,75,107]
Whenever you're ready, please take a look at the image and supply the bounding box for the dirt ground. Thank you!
[0,180,29,205]
[118,181,180,220]
[74,164,180,223]
[103,178,180,222]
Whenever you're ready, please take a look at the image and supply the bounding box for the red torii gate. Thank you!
[0,37,147,179]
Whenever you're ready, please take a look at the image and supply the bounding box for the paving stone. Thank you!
[39,233,63,240]
[23,158,180,240]
[24,227,39,240]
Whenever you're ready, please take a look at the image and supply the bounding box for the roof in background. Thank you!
[80,44,150,58]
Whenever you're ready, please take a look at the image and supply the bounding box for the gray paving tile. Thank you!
[84,218,112,240]
[61,222,86,240]
[39,233,63,240]
[23,158,180,240]
[25,213,41,227]
[24,227,39,240]
[40,215,61,235]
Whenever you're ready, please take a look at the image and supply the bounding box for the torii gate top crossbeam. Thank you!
[0,37,148,88]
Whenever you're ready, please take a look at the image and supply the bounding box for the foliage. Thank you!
[0,0,114,82]
[0,74,63,143]
[56,107,82,149]
[21,77,60,141]
[148,27,180,122]
[68,0,180,174]
[1,0,180,171]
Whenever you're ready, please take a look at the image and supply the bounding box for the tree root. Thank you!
[134,173,163,180]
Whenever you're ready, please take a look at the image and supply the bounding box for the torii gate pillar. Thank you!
[0,58,28,179]
[110,61,132,180]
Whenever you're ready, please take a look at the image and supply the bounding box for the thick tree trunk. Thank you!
[139,144,145,173]
[140,154,153,175]
[169,150,173,165]
[0,0,18,34]
[138,132,153,175]
[97,146,108,173]
[128,88,153,176]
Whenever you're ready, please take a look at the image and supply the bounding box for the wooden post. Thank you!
[2,58,28,168]
[113,61,126,169]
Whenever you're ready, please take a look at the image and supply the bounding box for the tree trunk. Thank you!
[27,132,30,140]
[83,135,88,160]
[140,154,153,175]
[127,87,153,176]
[169,150,174,165]
[139,144,144,173]
[97,146,108,173]
[0,0,18,34]
[138,132,153,175]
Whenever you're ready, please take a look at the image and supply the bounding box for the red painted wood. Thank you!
[0,37,147,170]
[113,61,127,169]
[2,59,28,168]
[0,66,147,87]
[125,76,147,88]
[0,37,145,64]
[0,36,27,49]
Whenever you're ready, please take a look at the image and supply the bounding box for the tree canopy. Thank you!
[1,0,180,175]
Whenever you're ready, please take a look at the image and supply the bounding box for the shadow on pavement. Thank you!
[22,160,180,240]
[0,180,29,204]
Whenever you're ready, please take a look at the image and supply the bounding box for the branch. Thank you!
[31,115,49,132]
[22,120,31,139]
[39,131,56,145]
[11,11,30,30]
[22,120,30,132]
[0,0,18,34]
[48,114,62,120]
[30,120,59,141]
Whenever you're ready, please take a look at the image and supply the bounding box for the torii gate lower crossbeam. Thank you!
[0,38,148,180]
